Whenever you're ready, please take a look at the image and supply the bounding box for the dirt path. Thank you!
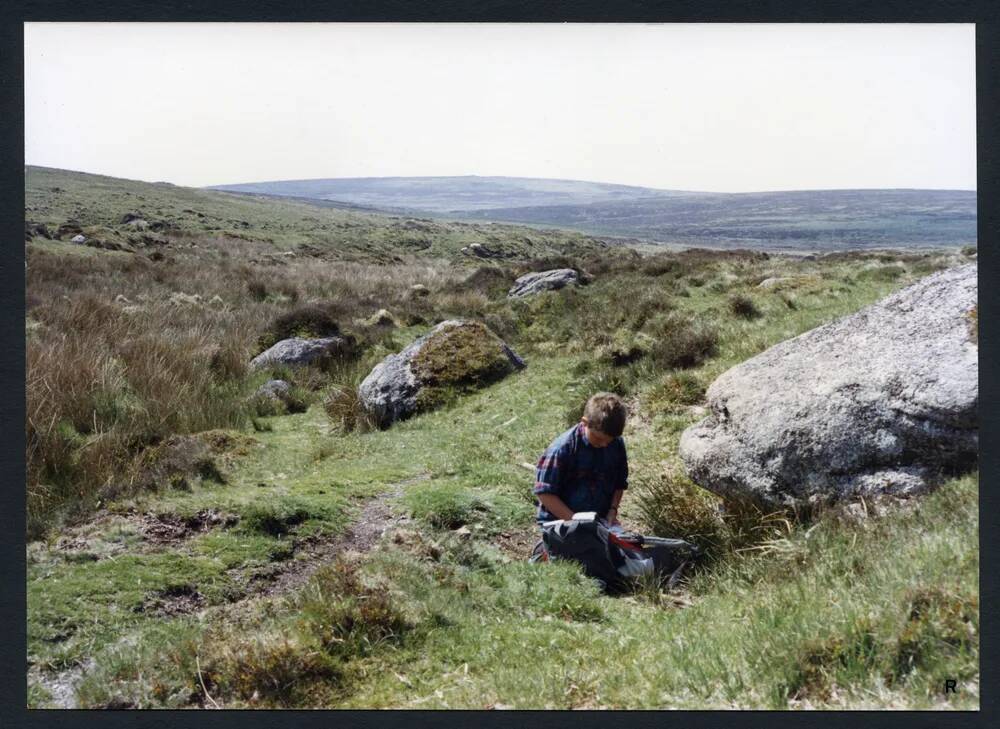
[32,473,430,709]
[244,473,428,599]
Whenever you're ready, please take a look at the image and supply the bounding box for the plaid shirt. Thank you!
[533,423,628,523]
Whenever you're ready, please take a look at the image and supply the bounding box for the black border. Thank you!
[3,2,997,729]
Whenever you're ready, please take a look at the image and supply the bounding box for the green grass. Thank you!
[29,346,978,708]
[25,172,976,708]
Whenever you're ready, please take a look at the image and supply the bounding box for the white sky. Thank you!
[24,23,976,192]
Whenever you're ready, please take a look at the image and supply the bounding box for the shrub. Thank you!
[644,312,718,369]
[257,305,342,352]
[204,634,339,707]
[649,372,705,412]
[784,620,882,701]
[457,266,512,297]
[890,586,978,685]
[599,329,654,367]
[632,467,726,552]
[857,264,906,282]
[563,365,637,426]
[640,255,684,278]
[323,385,375,434]
[295,559,411,659]
[209,340,248,382]
[246,278,268,302]
[238,500,315,536]
[728,294,761,319]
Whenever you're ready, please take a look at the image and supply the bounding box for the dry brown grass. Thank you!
[25,244,471,537]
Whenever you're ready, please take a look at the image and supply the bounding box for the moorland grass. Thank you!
[26,167,977,709]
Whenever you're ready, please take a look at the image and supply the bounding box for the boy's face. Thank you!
[581,417,615,448]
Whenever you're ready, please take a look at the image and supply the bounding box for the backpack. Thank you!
[533,515,700,594]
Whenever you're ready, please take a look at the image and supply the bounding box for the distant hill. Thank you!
[209,176,977,252]
[454,189,978,251]
[23,166,611,262]
[208,175,690,214]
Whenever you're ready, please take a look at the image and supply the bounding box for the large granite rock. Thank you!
[358,320,525,428]
[507,268,580,298]
[679,264,978,509]
[249,336,350,371]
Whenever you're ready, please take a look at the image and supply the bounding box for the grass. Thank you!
[26,166,977,709]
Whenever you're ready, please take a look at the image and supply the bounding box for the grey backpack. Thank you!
[532,516,700,594]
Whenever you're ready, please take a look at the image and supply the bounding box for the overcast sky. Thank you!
[24,23,976,192]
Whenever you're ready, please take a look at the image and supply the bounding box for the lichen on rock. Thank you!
[679,263,978,509]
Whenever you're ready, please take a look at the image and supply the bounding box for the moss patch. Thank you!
[411,322,518,411]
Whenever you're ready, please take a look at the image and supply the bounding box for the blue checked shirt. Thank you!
[533,423,628,524]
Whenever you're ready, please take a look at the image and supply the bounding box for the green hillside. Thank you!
[25,166,610,263]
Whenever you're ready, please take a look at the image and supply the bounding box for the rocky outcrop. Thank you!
[461,242,503,259]
[507,268,580,298]
[679,264,978,509]
[249,336,350,371]
[358,320,525,428]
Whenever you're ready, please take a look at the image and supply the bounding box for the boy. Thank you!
[533,392,629,527]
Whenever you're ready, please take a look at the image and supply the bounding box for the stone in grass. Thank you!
[249,336,351,371]
[168,292,203,306]
[256,379,292,401]
[252,379,299,415]
[358,320,526,428]
[679,264,978,510]
[507,268,580,298]
[70,234,87,244]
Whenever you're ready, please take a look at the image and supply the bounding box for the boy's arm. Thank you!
[607,440,628,525]
[606,489,624,526]
[534,444,573,519]
[536,493,575,521]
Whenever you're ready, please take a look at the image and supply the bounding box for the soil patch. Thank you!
[239,474,429,599]
[139,509,239,545]
[141,584,206,617]
[494,526,540,561]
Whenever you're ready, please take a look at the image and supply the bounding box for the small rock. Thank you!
[757,277,793,289]
[70,234,86,244]
[507,268,580,298]
[256,379,292,401]
[168,292,203,306]
[249,336,350,371]
[454,525,472,539]
[409,284,430,298]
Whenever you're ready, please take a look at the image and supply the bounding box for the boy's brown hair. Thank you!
[583,392,627,438]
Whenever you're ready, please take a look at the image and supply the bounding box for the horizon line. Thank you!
[24,163,979,196]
